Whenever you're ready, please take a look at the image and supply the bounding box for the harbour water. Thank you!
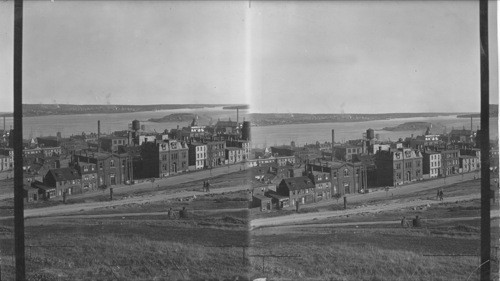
[1,109,497,148]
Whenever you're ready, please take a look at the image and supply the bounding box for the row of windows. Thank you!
[292,188,313,195]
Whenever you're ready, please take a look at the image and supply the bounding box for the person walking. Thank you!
[439,190,444,201]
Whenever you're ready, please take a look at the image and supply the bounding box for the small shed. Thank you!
[268,193,289,210]
[32,181,56,199]
[252,194,272,211]
[23,185,39,203]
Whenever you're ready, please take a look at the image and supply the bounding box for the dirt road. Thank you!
[250,193,490,229]
[0,162,248,201]
[0,184,250,220]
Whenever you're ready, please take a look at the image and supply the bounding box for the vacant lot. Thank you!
[0,192,251,281]
[248,179,497,281]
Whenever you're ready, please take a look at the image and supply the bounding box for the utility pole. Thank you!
[13,0,26,279]
[479,0,491,280]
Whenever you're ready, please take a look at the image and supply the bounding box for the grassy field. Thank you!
[248,179,496,281]
[0,192,251,281]
[249,204,482,280]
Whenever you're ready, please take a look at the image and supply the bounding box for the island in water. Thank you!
[382,122,432,131]
[148,113,201,123]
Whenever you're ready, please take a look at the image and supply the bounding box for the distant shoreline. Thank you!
[16,104,246,117]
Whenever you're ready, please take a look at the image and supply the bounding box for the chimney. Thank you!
[331,129,335,161]
[97,120,101,152]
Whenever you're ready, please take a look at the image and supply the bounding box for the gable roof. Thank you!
[47,167,80,182]
[280,176,315,191]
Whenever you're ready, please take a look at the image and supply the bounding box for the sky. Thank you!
[0,1,498,114]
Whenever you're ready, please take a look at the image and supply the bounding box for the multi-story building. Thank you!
[459,155,480,173]
[226,140,251,161]
[73,161,98,192]
[206,140,226,168]
[72,151,133,187]
[0,155,13,171]
[37,136,61,147]
[179,117,206,141]
[333,144,363,161]
[422,151,441,178]
[449,129,476,144]
[375,148,423,186]
[188,143,207,170]
[43,167,82,197]
[100,136,128,153]
[141,139,189,178]
[307,171,332,202]
[439,150,460,176]
[276,176,316,207]
[164,139,189,175]
[307,161,368,195]
[41,146,62,157]
[226,147,244,164]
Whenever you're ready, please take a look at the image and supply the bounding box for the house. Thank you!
[44,167,82,197]
[276,176,316,207]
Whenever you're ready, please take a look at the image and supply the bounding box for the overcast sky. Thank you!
[0,1,498,113]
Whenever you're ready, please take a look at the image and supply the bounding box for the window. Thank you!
[99,162,103,170]
[343,169,349,177]
[110,160,115,167]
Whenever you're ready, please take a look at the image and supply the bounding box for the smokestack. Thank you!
[237,108,239,124]
[331,129,335,161]
[3,116,5,132]
[471,116,473,132]
[98,120,101,152]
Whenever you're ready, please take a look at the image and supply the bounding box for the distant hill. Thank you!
[21,104,240,117]
[148,113,198,123]
[457,104,498,118]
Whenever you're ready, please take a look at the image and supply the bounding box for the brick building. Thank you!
[72,151,133,188]
[307,161,367,195]
[375,148,423,186]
